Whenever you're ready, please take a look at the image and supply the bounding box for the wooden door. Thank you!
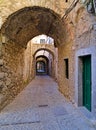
[83,55,91,111]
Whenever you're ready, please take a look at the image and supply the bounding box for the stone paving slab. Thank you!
[52,105,68,117]
[0,108,40,126]
[0,123,44,130]
[42,120,60,130]
[57,114,95,130]
[0,76,96,130]
[39,107,56,122]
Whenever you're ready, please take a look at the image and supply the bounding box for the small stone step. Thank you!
[77,107,96,124]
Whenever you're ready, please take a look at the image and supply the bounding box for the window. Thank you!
[40,39,45,43]
[64,59,69,79]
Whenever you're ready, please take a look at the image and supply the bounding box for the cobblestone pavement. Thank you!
[0,76,96,130]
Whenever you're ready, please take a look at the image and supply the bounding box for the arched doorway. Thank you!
[36,55,49,75]
[1,6,65,47]
[33,49,54,77]
[36,61,46,74]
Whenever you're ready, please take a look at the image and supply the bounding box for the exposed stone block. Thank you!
[6,78,11,86]
[0,59,3,66]
[0,72,5,79]
[0,42,2,49]
[2,36,6,43]
[0,94,5,104]
[0,51,2,57]
[0,43,2,57]
[0,81,3,86]
[0,81,4,92]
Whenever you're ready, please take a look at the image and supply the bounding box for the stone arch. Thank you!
[36,55,49,61]
[1,6,65,47]
[36,55,50,75]
[33,48,54,59]
[32,47,55,77]
[0,6,62,109]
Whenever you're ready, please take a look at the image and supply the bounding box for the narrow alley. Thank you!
[0,76,95,130]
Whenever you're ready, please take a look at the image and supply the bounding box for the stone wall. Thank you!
[0,37,33,110]
[23,42,33,82]
[58,3,96,105]
[0,36,58,110]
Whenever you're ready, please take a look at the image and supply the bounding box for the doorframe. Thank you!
[75,46,96,113]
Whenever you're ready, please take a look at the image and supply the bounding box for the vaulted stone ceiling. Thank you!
[1,6,65,47]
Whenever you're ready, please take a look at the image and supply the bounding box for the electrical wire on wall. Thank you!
[62,0,96,19]
[62,0,79,19]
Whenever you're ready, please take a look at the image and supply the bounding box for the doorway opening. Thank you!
[34,49,53,76]
[36,55,49,75]
[36,61,46,75]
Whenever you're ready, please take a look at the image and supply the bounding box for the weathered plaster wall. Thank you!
[58,3,96,106]
[23,42,33,82]
[58,42,75,102]
[58,12,75,102]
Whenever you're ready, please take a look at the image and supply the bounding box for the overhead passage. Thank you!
[1,6,65,47]
[36,55,49,75]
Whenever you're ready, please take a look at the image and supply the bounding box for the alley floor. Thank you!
[0,76,96,130]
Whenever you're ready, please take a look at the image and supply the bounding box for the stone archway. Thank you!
[1,6,65,47]
[32,47,55,78]
[36,55,49,75]
[33,47,55,59]
[0,6,65,110]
